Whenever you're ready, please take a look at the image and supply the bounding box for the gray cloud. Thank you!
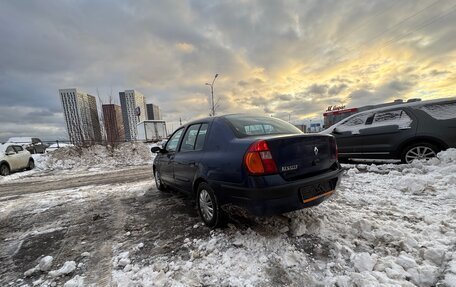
[307,84,328,95]
[328,84,348,95]
[0,0,454,140]
[348,78,417,107]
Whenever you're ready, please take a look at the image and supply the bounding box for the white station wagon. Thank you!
[0,143,34,176]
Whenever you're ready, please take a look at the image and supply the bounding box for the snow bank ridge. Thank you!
[34,142,154,171]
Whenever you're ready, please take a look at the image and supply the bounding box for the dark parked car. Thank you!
[6,137,48,154]
[321,97,456,163]
[151,114,342,228]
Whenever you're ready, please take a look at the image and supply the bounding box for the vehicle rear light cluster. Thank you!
[244,140,278,175]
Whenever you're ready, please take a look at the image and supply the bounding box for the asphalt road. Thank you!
[0,166,154,197]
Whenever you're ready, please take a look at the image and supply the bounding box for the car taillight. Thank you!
[244,140,278,175]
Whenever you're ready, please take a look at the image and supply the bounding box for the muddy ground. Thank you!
[0,166,214,286]
[0,166,305,286]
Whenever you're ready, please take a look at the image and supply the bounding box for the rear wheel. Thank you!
[196,183,224,228]
[27,159,35,170]
[401,142,439,164]
[0,164,10,176]
[154,169,167,192]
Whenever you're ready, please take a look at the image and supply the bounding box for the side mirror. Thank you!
[151,146,164,154]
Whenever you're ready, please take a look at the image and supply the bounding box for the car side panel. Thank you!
[158,152,175,185]
[199,118,253,200]
[410,109,456,149]
[333,132,362,154]
[358,108,418,155]
[173,150,204,192]
[20,150,31,168]
[8,153,22,171]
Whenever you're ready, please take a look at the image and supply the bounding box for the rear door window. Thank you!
[371,110,412,129]
[195,124,209,151]
[419,102,456,120]
[180,124,201,152]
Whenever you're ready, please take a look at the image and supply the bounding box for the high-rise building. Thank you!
[146,103,162,120]
[119,90,147,140]
[59,88,102,144]
[102,104,125,144]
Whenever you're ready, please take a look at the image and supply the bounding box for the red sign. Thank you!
[323,108,358,116]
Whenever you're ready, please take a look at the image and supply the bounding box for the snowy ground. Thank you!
[0,145,455,286]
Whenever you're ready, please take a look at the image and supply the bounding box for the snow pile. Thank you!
[285,148,456,286]
[112,149,456,286]
[48,261,76,277]
[112,230,315,286]
[34,142,154,171]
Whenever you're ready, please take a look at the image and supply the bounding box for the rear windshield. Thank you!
[224,115,302,138]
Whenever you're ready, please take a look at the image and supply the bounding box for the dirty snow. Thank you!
[2,143,456,286]
[34,142,154,171]
[0,142,154,184]
[111,148,456,286]
[48,261,76,277]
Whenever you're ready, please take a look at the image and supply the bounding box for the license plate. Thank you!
[300,181,335,203]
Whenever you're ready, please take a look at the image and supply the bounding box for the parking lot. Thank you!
[1,149,456,286]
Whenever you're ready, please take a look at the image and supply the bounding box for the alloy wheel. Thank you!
[405,146,436,164]
[199,189,214,222]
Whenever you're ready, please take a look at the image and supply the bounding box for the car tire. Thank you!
[27,159,35,170]
[401,142,440,164]
[154,169,167,192]
[0,164,10,176]
[196,183,224,228]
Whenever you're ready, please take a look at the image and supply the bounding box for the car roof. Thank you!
[348,97,454,120]
[183,113,278,127]
[7,137,35,143]
[351,97,456,116]
[322,96,456,132]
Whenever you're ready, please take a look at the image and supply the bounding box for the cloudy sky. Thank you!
[0,0,455,141]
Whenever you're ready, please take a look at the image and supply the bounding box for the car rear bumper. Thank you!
[215,166,343,216]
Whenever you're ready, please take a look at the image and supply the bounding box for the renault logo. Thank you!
[314,146,319,156]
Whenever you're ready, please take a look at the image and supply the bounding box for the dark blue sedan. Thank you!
[151,114,343,228]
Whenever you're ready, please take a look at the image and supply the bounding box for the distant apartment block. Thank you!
[59,88,102,144]
[102,104,125,144]
[146,103,162,120]
[119,90,147,140]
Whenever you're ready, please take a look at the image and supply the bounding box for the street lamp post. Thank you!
[205,73,219,116]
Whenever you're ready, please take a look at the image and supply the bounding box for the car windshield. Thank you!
[224,115,302,138]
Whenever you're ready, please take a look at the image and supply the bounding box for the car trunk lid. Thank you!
[264,134,337,180]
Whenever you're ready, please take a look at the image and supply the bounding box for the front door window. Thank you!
[166,129,184,152]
